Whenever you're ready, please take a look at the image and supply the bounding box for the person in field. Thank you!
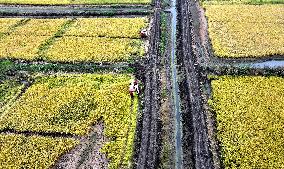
[129,79,139,98]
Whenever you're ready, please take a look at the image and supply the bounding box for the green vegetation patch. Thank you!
[209,76,284,168]
[0,80,24,110]
[0,134,78,169]
[204,4,284,58]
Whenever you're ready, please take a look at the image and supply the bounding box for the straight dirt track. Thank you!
[177,0,214,168]
[135,9,162,169]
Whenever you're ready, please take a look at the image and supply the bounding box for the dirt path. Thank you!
[178,0,214,168]
[135,5,162,169]
[53,122,108,169]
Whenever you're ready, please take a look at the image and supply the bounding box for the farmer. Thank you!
[129,79,139,98]
[140,29,148,38]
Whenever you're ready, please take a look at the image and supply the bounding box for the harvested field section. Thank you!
[65,18,148,38]
[0,74,139,169]
[46,36,144,62]
[0,133,78,169]
[204,5,284,58]
[209,76,284,168]
[0,0,151,5]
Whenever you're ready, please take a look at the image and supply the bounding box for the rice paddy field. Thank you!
[209,76,284,168]
[1,0,284,168]
[197,0,284,168]
[203,2,284,58]
[0,74,139,168]
[0,17,147,63]
[0,1,149,167]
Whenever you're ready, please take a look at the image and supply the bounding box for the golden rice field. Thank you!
[204,4,284,58]
[209,76,284,169]
[0,17,147,62]
[65,18,148,38]
[46,37,144,62]
[0,0,151,5]
[0,18,21,33]
[0,74,139,169]
[0,134,78,169]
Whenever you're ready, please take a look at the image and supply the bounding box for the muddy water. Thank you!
[167,0,183,168]
[244,60,284,68]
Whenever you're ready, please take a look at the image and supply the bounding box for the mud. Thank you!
[53,122,109,169]
[134,3,162,168]
[177,0,214,168]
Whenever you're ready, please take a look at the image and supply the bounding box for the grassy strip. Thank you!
[0,60,136,76]
[204,4,284,58]
[0,133,78,169]
[209,76,284,168]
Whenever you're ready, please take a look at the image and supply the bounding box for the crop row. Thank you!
[0,74,139,168]
[209,76,284,168]
[204,4,284,58]
[0,0,151,5]
[0,18,147,62]
[0,134,78,169]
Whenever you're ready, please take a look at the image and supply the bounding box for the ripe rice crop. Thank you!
[209,76,284,168]
[13,19,67,36]
[0,74,139,168]
[0,0,151,5]
[46,37,144,62]
[0,34,51,60]
[0,19,69,60]
[0,18,21,33]
[0,18,146,62]
[0,134,78,169]
[204,5,284,58]
[65,18,148,38]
